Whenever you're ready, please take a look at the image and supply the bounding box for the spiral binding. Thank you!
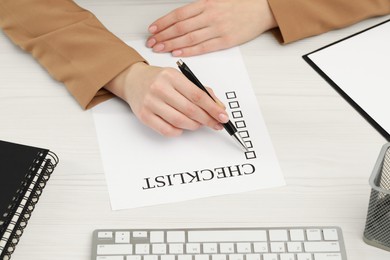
[0,151,58,260]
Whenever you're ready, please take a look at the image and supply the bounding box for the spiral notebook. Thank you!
[0,140,58,259]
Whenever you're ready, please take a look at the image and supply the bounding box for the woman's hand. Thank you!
[146,0,277,57]
[105,62,228,136]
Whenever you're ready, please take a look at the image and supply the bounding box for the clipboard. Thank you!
[303,19,390,141]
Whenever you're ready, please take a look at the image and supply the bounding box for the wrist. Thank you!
[105,61,148,101]
[262,0,278,31]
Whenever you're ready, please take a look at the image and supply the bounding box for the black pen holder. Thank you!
[363,143,390,251]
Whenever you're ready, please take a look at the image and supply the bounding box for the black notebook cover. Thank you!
[0,140,58,259]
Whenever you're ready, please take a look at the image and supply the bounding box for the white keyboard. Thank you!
[92,227,347,260]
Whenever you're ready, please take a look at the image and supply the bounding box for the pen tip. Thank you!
[232,132,248,152]
[241,142,249,152]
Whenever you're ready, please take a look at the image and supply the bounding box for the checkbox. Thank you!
[232,111,243,119]
[235,120,246,128]
[229,101,240,109]
[239,130,249,138]
[225,91,237,99]
[245,141,253,149]
[245,151,256,160]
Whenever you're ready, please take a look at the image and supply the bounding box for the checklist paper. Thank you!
[92,40,285,210]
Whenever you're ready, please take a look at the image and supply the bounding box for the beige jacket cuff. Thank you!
[0,0,146,109]
[268,0,390,44]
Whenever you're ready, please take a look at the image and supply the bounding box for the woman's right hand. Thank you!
[105,62,229,137]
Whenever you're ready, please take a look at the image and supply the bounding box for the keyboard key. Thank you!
[144,256,158,260]
[152,243,167,254]
[280,253,294,260]
[178,255,192,260]
[270,242,285,252]
[253,242,268,253]
[150,231,165,243]
[115,232,130,243]
[169,243,184,254]
[287,242,302,252]
[133,231,148,238]
[269,230,288,241]
[195,255,209,260]
[212,254,226,260]
[186,243,201,253]
[167,231,185,242]
[97,244,132,255]
[97,256,124,260]
[263,253,277,260]
[203,243,218,253]
[304,242,340,252]
[246,253,260,260]
[135,244,150,254]
[297,253,312,260]
[228,254,243,260]
[236,242,251,253]
[127,256,141,260]
[314,253,342,260]
[323,229,338,241]
[161,255,175,260]
[188,230,267,242]
[220,243,234,253]
[306,229,322,241]
[289,229,305,241]
[98,231,113,239]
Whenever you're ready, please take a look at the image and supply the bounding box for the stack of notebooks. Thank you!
[0,140,58,259]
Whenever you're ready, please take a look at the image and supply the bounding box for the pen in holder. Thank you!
[363,142,390,251]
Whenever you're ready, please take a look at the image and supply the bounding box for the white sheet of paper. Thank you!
[306,20,390,134]
[92,40,285,210]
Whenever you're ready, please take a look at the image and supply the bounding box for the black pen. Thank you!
[176,59,248,152]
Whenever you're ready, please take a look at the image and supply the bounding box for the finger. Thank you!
[175,75,229,125]
[150,27,215,53]
[148,1,204,34]
[206,87,226,110]
[142,89,202,131]
[157,82,221,130]
[141,112,183,137]
[154,101,202,131]
[172,37,231,57]
[147,14,209,49]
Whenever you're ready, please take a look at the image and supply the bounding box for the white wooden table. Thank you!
[0,1,389,259]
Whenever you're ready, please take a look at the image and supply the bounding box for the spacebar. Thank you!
[188,230,267,242]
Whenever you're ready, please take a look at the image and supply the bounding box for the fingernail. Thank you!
[172,50,183,56]
[147,38,156,47]
[153,43,165,52]
[214,124,223,130]
[218,113,229,123]
[148,25,157,33]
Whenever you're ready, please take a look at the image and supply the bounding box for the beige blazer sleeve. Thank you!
[1,0,390,109]
[268,0,390,43]
[0,0,146,109]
